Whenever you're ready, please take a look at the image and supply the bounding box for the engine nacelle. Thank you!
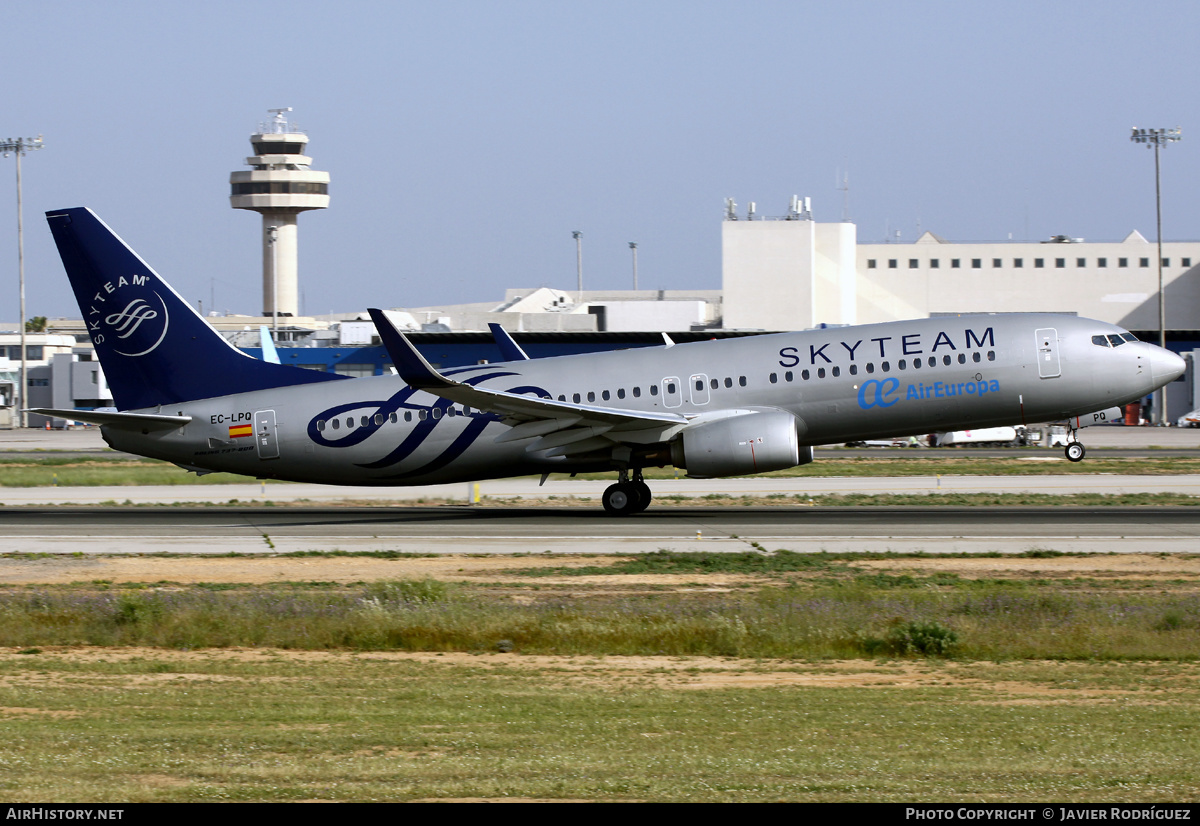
[670,410,811,478]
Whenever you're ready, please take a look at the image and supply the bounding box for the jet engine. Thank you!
[670,410,811,478]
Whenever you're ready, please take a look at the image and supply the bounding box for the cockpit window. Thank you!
[1091,335,1110,347]
[1107,334,1126,347]
[1121,332,1139,342]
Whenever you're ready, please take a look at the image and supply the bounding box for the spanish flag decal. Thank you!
[229,423,253,439]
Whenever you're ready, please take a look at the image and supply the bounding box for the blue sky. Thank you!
[2,0,1197,320]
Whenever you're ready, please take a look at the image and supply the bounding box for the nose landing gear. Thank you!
[602,469,653,516]
[1064,422,1086,462]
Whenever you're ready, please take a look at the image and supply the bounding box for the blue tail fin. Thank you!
[46,208,345,410]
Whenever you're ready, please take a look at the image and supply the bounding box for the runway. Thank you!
[2,504,1198,555]
[5,428,1200,555]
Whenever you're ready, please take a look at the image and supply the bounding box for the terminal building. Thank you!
[721,197,1200,335]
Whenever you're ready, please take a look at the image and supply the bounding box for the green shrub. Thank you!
[856,620,959,657]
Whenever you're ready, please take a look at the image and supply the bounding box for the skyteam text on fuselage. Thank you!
[34,208,1186,515]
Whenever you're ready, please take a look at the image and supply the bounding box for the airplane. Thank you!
[32,207,1186,515]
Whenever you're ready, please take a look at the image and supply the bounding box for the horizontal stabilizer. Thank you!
[29,408,191,429]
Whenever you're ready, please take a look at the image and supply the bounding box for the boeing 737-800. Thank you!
[33,208,1186,515]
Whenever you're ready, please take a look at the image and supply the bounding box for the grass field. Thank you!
[2,550,1200,801]
[2,649,1197,802]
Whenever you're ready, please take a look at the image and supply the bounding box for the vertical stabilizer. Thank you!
[45,208,344,410]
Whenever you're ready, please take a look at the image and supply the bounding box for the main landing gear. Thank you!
[603,469,652,516]
[1064,422,1086,463]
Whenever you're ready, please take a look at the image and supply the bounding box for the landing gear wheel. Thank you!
[1065,442,1086,462]
[632,481,652,513]
[603,482,641,516]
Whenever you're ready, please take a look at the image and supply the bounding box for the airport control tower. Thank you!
[229,108,330,318]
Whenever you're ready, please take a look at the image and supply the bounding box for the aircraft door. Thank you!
[254,409,280,460]
[662,377,683,408]
[1035,328,1061,378]
[689,373,710,406]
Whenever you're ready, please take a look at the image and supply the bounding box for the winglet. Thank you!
[368,308,449,389]
[488,323,530,361]
[259,326,281,364]
[662,333,675,347]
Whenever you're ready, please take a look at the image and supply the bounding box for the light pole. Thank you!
[1130,127,1182,425]
[1,135,44,428]
[572,231,583,304]
[629,242,638,290]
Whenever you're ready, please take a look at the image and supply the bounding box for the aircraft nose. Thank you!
[1149,346,1186,384]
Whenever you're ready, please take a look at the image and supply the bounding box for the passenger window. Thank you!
[987,351,996,361]
[374,413,384,425]
[802,369,810,380]
[912,359,921,370]
[666,383,676,394]
[784,371,793,381]
[972,352,981,363]
[898,359,906,370]
[882,361,890,373]
[432,408,441,419]
[739,376,747,386]
[849,364,858,376]
[633,386,642,398]
[347,418,355,428]
[928,357,936,367]
[817,368,826,379]
[419,410,427,421]
[865,363,874,374]
[769,373,778,384]
[957,353,966,364]
[587,392,596,402]
[317,420,325,431]
[617,388,626,399]
[943,355,952,366]
[557,395,565,401]
[332,419,340,430]
[724,377,733,388]
[831,367,840,377]
[573,393,581,403]
[602,390,611,400]
[710,379,719,389]
[389,413,397,423]
[405,411,412,422]
[650,386,659,396]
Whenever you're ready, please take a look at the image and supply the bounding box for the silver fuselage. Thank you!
[102,313,1176,485]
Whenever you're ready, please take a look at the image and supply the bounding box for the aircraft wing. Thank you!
[370,309,689,455]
